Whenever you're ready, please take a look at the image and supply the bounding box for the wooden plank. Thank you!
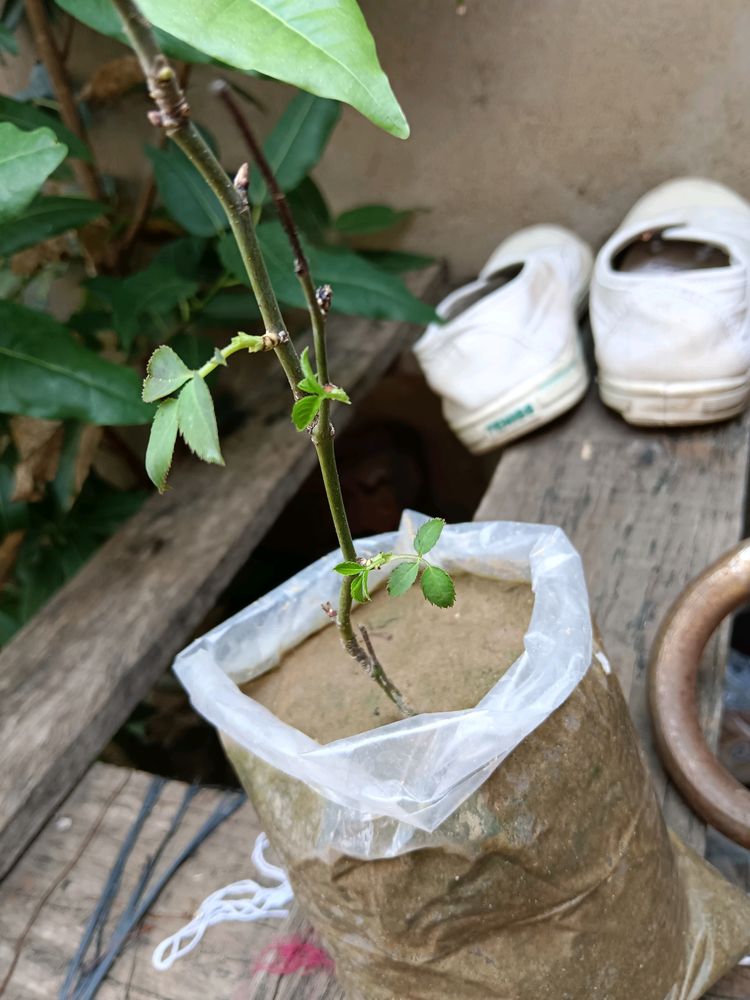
[0,264,445,880]
[475,386,750,848]
[0,762,275,999]
[0,760,346,999]
[475,385,750,1000]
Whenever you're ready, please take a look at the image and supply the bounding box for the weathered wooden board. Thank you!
[0,763,267,999]
[475,386,750,852]
[475,385,750,999]
[0,762,349,1000]
[0,265,444,882]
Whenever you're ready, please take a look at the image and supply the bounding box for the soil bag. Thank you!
[175,512,750,1000]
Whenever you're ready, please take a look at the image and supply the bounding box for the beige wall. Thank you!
[8,1,750,278]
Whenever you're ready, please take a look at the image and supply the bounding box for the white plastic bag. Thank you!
[175,511,592,859]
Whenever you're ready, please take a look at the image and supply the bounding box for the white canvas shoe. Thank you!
[591,178,750,426]
[414,225,592,454]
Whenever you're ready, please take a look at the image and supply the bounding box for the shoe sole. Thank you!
[599,373,750,426]
[451,339,589,454]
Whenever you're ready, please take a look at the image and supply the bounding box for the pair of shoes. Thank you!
[414,178,750,454]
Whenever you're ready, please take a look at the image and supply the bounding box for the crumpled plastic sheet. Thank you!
[175,511,592,859]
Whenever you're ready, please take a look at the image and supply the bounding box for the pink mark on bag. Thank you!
[253,936,335,976]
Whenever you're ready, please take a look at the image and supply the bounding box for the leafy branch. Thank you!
[334,518,456,608]
[292,347,350,431]
[112,0,454,719]
[141,335,284,491]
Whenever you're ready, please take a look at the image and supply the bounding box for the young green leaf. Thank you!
[387,560,420,597]
[291,394,322,430]
[177,374,223,465]
[300,345,317,383]
[334,560,364,575]
[350,570,371,603]
[421,565,456,608]
[414,517,445,557]
[146,397,179,492]
[297,348,326,396]
[298,376,323,395]
[323,384,351,404]
[143,345,193,402]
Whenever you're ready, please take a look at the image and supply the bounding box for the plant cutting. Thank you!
[108,2,750,997]
[0,0,432,647]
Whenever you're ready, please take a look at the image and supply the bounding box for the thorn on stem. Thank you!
[321,602,338,621]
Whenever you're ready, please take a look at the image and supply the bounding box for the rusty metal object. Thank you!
[649,540,750,846]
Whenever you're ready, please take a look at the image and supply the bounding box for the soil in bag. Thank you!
[234,574,750,1000]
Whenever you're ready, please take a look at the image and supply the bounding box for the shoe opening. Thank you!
[442,264,524,321]
[613,230,731,274]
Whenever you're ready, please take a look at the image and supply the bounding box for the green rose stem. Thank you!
[112,0,416,718]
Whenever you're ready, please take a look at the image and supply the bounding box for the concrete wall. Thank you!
[8,1,750,278]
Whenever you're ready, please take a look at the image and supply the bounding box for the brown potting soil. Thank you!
[232,574,750,1000]
[245,574,533,740]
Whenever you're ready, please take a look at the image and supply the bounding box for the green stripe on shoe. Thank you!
[486,403,534,433]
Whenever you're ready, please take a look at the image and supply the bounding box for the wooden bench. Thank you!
[2,303,750,998]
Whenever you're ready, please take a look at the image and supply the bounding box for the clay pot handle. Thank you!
[649,540,750,847]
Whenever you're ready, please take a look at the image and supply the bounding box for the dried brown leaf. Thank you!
[0,530,24,587]
[79,56,143,106]
[78,217,113,275]
[11,236,67,277]
[71,424,103,500]
[10,416,65,502]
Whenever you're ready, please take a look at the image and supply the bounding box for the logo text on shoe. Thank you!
[487,403,534,433]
